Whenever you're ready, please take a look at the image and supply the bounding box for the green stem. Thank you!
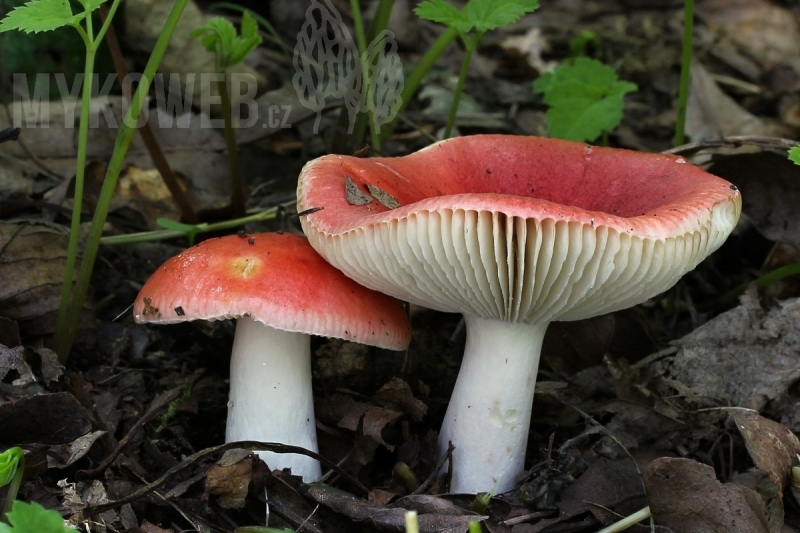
[364,0,394,152]
[349,0,375,151]
[1,448,24,522]
[673,0,693,147]
[53,25,97,354]
[219,77,246,217]
[444,32,479,139]
[700,262,800,311]
[99,201,295,246]
[378,27,458,146]
[55,0,192,362]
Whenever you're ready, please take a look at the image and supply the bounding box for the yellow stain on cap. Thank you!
[230,257,260,278]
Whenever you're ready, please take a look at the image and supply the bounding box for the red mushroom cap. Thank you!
[133,232,411,350]
[297,135,742,323]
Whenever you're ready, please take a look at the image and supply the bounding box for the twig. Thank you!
[664,136,799,156]
[411,442,454,495]
[77,373,202,478]
[564,404,655,533]
[99,5,199,224]
[77,440,370,519]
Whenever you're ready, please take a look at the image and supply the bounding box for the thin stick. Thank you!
[100,5,198,224]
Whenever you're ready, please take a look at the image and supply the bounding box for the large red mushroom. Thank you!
[296,135,741,493]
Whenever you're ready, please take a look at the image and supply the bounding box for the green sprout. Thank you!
[0,0,193,361]
[0,448,71,533]
[415,0,540,138]
[0,502,76,533]
[533,56,637,144]
[192,11,262,218]
[0,447,24,520]
[788,146,800,165]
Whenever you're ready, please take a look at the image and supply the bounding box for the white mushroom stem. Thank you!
[226,316,322,482]
[438,315,549,494]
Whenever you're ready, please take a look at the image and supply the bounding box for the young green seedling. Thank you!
[533,56,637,144]
[0,502,76,533]
[414,0,540,138]
[0,448,72,533]
[192,11,262,218]
[788,146,800,165]
[0,0,194,361]
[0,447,24,521]
[0,0,123,360]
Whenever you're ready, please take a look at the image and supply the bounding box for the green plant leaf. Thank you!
[533,57,637,142]
[191,11,262,70]
[464,0,539,32]
[789,146,800,166]
[414,0,474,33]
[0,0,82,34]
[415,0,539,34]
[0,448,23,488]
[78,0,108,12]
[0,501,75,533]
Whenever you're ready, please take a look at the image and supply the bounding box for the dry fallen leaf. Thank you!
[644,457,770,533]
[205,449,254,509]
[0,222,93,338]
[707,152,800,250]
[345,176,373,206]
[733,410,800,532]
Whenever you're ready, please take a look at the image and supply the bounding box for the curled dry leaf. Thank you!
[707,151,800,250]
[205,449,254,509]
[345,176,373,205]
[0,222,93,338]
[0,392,92,445]
[644,457,770,533]
[669,297,800,411]
[732,410,800,532]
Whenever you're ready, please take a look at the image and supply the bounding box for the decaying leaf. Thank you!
[0,344,35,386]
[0,222,93,338]
[373,378,427,422]
[644,457,770,533]
[300,484,487,533]
[47,431,107,469]
[205,448,254,509]
[345,176,373,205]
[366,183,400,209]
[707,152,800,250]
[0,392,92,445]
[668,297,800,412]
[733,410,800,532]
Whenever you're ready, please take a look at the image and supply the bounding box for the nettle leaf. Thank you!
[228,11,262,66]
[789,146,800,166]
[0,501,75,533]
[534,57,637,142]
[416,0,539,34]
[191,12,262,70]
[0,0,82,34]
[465,0,539,32]
[80,0,108,12]
[414,0,473,33]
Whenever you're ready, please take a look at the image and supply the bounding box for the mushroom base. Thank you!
[226,316,322,482]
[439,316,548,494]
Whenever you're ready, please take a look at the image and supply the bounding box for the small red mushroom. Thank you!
[297,135,742,493]
[133,232,411,481]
